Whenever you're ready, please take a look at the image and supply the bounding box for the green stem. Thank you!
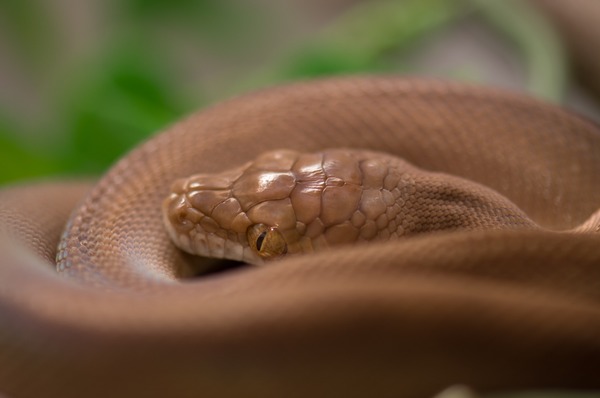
[472,0,568,102]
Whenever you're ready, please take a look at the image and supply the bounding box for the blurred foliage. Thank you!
[0,0,54,71]
[63,47,186,173]
[276,0,462,78]
[0,0,568,184]
[0,117,59,181]
[474,0,566,100]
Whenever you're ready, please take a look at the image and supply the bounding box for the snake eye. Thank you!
[247,224,287,259]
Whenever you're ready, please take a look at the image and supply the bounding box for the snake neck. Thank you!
[385,164,538,237]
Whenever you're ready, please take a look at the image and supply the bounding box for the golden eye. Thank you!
[247,224,287,259]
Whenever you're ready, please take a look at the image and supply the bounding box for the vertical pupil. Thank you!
[256,231,267,251]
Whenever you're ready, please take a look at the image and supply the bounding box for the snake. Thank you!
[163,148,598,265]
[2,77,600,398]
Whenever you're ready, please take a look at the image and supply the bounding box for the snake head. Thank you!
[163,148,397,265]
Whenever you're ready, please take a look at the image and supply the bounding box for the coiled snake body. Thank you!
[2,78,600,398]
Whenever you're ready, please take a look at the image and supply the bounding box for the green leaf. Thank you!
[62,49,189,174]
[0,121,60,184]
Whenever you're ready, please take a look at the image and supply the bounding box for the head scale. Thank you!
[163,149,375,265]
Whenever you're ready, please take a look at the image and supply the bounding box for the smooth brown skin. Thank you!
[2,78,600,398]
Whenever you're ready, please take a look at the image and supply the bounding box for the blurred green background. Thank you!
[0,0,598,185]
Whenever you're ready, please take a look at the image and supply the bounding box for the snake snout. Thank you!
[169,178,189,195]
[164,193,194,232]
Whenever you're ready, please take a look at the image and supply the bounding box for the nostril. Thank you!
[176,210,186,224]
[167,194,194,232]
